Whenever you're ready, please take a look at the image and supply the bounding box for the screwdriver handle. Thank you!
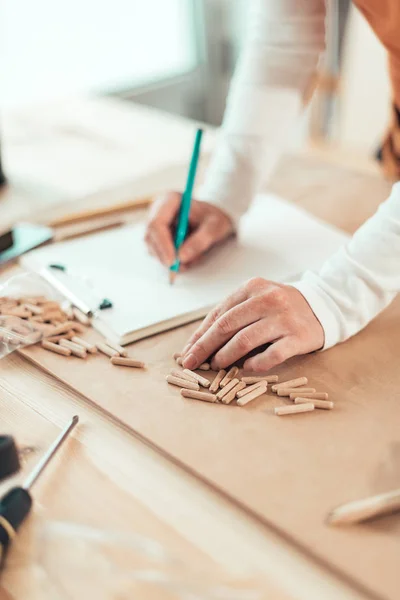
[0,487,32,566]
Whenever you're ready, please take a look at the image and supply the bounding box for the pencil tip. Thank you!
[169,271,177,285]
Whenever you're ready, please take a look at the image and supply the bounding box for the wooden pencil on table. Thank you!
[327,488,400,525]
[49,196,152,228]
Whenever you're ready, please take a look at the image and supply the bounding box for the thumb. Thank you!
[179,219,218,264]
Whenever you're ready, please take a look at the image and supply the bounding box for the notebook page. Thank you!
[21,194,350,338]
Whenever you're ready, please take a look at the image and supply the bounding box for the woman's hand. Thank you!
[181,278,324,372]
[145,191,234,269]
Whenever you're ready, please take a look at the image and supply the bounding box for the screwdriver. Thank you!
[0,415,78,567]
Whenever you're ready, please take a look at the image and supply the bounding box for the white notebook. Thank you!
[21,194,349,345]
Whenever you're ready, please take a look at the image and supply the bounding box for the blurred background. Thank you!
[0,0,390,199]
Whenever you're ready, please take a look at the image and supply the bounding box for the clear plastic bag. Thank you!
[0,271,65,359]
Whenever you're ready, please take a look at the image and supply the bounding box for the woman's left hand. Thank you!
[180,277,324,372]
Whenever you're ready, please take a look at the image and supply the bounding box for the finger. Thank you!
[145,228,164,263]
[178,226,215,265]
[182,297,264,370]
[211,318,277,370]
[147,224,176,266]
[181,285,249,357]
[243,336,298,372]
[179,209,232,264]
[148,191,181,224]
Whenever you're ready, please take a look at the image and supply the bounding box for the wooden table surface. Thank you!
[0,99,395,600]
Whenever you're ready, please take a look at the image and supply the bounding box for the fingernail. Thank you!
[182,353,197,370]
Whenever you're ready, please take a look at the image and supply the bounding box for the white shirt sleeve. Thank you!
[197,0,326,226]
[292,182,400,349]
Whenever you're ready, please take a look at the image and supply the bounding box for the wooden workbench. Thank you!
[0,99,396,600]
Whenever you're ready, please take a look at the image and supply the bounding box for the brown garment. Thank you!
[353,0,400,179]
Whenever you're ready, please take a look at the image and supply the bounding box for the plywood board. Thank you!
[19,290,400,600]
[18,157,400,600]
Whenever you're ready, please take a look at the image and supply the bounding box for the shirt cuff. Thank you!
[290,279,343,350]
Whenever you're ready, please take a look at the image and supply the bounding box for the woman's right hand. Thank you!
[145,191,234,269]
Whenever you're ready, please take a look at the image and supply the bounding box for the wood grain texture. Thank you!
[20,289,400,600]
[0,352,350,600]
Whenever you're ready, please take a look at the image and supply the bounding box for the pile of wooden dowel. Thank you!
[271,377,333,415]
[168,354,275,406]
[169,354,332,414]
[0,295,145,368]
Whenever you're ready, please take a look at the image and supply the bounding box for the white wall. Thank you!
[0,0,197,108]
[338,5,390,152]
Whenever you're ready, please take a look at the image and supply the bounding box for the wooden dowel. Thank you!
[72,307,91,326]
[41,340,71,356]
[166,375,200,390]
[59,339,87,358]
[209,369,226,393]
[22,303,44,315]
[272,377,308,392]
[220,381,246,405]
[294,397,334,410]
[105,339,128,357]
[2,307,32,318]
[10,322,32,336]
[42,311,65,323]
[275,403,314,416]
[0,298,18,306]
[236,381,264,398]
[220,366,239,387]
[41,301,61,310]
[289,391,328,401]
[237,382,267,406]
[54,218,124,242]
[170,368,197,382]
[59,339,88,353]
[50,322,76,336]
[198,362,211,371]
[241,375,278,384]
[97,342,119,358]
[47,333,75,343]
[216,378,240,401]
[111,357,145,368]
[31,323,57,336]
[183,369,210,388]
[180,389,217,403]
[21,296,47,305]
[71,336,97,353]
[327,488,400,525]
[277,387,316,397]
[68,321,87,334]
[49,195,152,228]
[30,316,45,323]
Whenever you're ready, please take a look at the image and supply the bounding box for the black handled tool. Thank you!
[0,435,20,482]
[0,415,78,567]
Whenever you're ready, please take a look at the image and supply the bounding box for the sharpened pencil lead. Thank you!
[169,271,177,285]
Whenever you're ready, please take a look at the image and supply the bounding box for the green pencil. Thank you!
[169,128,203,284]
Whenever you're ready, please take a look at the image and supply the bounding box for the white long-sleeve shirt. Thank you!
[197,0,400,349]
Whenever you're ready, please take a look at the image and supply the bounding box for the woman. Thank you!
[145,0,400,372]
